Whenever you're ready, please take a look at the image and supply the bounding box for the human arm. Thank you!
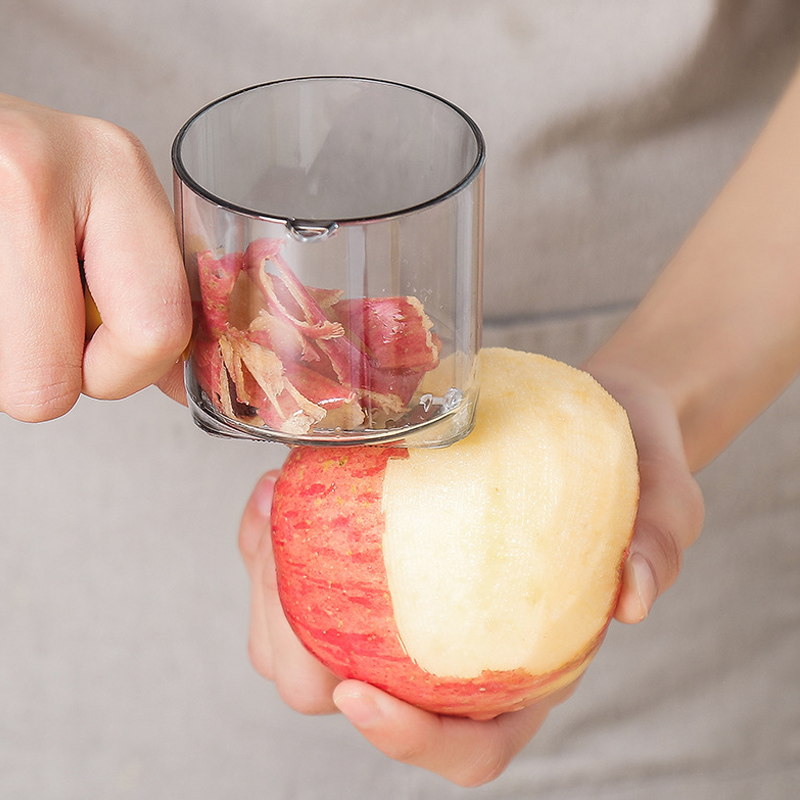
[0,94,192,421]
[586,58,800,617]
[589,60,800,472]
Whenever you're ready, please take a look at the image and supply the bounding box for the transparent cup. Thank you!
[172,77,484,447]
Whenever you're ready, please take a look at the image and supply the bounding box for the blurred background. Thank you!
[1,1,799,797]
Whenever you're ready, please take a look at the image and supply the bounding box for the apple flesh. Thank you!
[271,347,640,717]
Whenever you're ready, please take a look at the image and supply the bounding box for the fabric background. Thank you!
[1,1,799,797]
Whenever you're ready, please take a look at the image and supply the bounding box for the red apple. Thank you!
[271,348,640,717]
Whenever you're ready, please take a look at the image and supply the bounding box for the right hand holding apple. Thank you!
[0,93,192,421]
[238,349,705,786]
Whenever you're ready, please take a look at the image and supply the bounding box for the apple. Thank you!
[270,347,640,717]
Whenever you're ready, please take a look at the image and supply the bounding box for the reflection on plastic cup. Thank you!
[172,77,484,448]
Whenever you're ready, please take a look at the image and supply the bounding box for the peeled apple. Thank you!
[271,347,640,716]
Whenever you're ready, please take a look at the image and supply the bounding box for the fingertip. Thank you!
[1,370,83,423]
[333,682,383,729]
[253,471,279,518]
[615,552,657,624]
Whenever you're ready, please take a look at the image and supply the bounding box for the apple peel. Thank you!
[190,237,441,435]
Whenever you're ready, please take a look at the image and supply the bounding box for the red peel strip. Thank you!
[197,250,244,337]
[192,237,442,435]
[332,296,440,371]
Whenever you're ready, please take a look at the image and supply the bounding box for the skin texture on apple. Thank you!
[271,347,640,717]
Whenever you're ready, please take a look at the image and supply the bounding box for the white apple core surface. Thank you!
[381,348,639,678]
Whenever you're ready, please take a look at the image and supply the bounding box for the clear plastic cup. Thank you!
[172,77,484,447]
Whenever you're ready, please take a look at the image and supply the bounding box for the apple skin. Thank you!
[271,444,610,717]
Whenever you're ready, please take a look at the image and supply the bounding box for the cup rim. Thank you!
[171,75,486,228]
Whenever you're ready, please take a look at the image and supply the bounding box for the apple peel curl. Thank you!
[190,237,441,435]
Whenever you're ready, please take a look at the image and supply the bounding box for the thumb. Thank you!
[616,462,704,623]
[612,383,705,624]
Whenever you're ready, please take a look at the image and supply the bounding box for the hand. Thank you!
[0,94,192,421]
[237,367,704,785]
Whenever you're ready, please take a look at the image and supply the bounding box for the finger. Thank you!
[238,472,280,676]
[258,534,341,714]
[333,680,577,787]
[0,111,85,421]
[155,360,188,405]
[238,471,279,578]
[77,118,191,400]
[615,460,704,623]
[246,551,276,681]
[87,289,189,406]
[239,471,341,713]
[612,384,705,623]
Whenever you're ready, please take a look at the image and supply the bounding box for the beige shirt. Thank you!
[1,2,799,798]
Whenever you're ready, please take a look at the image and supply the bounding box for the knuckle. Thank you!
[653,520,683,577]
[637,518,684,596]
[83,117,150,173]
[454,759,508,789]
[683,475,706,543]
[275,675,336,716]
[123,300,192,364]
[383,737,430,767]
[450,734,511,788]
[0,112,57,214]
[640,455,706,550]
[634,455,705,598]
